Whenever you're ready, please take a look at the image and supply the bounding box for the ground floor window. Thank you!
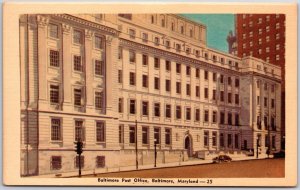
[272,136,276,149]
[212,132,217,146]
[154,127,160,144]
[142,126,149,145]
[234,134,239,149]
[165,128,171,145]
[96,156,105,168]
[50,156,62,170]
[129,126,136,144]
[220,133,224,147]
[204,131,209,147]
[228,134,232,148]
[75,155,84,168]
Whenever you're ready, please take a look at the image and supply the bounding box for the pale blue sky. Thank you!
[181,14,235,53]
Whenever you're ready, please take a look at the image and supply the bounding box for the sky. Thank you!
[181,14,234,53]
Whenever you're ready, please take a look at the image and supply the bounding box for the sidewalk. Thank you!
[31,155,272,178]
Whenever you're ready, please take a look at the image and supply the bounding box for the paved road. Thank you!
[86,158,284,178]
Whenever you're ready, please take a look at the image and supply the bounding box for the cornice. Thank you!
[51,14,119,37]
[241,71,281,83]
[120,39,241,76]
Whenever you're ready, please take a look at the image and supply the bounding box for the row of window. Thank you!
[257,134,277,149]
[50,155,105,170]
[50,85,104,109]
[49,23,104,49]
[256,80,276,92]
[49,51,104,75]
[119,99,240,124]
[257,96,276,108]
[256,115,277,130]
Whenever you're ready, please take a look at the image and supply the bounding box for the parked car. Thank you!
[212,155,232,163]
[273,150,285,158]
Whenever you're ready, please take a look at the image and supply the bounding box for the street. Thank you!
[85,158,284,178]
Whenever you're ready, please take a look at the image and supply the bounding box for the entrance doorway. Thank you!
[184,136,192,157]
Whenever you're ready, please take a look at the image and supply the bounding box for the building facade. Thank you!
[229,14,285,149]
[20,14,282,176]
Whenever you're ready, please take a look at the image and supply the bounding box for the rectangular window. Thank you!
[154,37,160,46]
[142,54,148,66]
[73,30,82,44]
[257,96,260,105]
[220,91,224,102]
[119,125,124,143]
[129,29,136,39]
[228,93,232,104]
[96,156,105,168]
[196,86,200,97]
[271,117,276,130]
[51,118,61,141]
[186,84,191,96]
[220,112,225,124]
[142,127,149,145]
[94,36,103,49]
[195,109,200,121]
[228,134,232,147]
[204,70,208,80]
[220,133,224,147]
[186,66,191,76]
[142,33,148,42]
[118,98,123,113]
[129,126,136,143]
[235,134,239,149]
[176,63,181,73]
[257,116,261,129]
[264,116,268,129]
[165,40,170,48]
[212,89,216,100]
[95,60,103,76]
[142,101,148,116]
[271,84,275,92]
[204,131,209,146]
[213,73,217,82]
[51,156,62,170]
[204,110,209,122]
[75,156,84,168]
[272,136,276,149]
[235,78,240,87]
[165,79,171,92]
[129,72,136,86]
[264,97,268,107]
[75,120,84,141]
[154,77,160,90]
[204,88,208,99]
[129,99,136,114]
[195,68,200,78]
[73,55,82,72]
[235,94,239,105]
[74,88,82,106]
[154,128,160,144]
[212,111,217,123]
[220,75,224,83]
[165,104,171,118]
[271,99,275,108]
[212,132,217,146]
[118,70,122,83]
[50,50,59,67]
[96,121,105,142]
[129,50,136,63]
[176,82,181,94]
[165,60,171,71]
[49,24,59,38]
[154,103,160,117]
[228,112,232,125]
[176,106,181,119]
[95,91,103,109]
[186,107,191,120]
[50,85,59,104]
[118,47,122,59]
[235,113,239,126]
[154,57,160,68]
[142,75,148,88]
[165,128,171,145]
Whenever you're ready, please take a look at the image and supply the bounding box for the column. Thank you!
[62,23,72,112]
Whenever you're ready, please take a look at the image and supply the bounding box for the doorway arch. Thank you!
[184,135,193,157]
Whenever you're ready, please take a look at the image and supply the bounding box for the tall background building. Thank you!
[228,14,285,149]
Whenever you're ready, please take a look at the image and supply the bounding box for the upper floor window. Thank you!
[73,30,83,44]
[171,22,175,31]
[154,57,160,68]
[154,37,160,46]
[51,118,61,141]
[129,29,136,39]
[50,85,59,104]
[129,72,136,86]
[50,50,59,67]
[94,36,103,49]
[142,33,148,42]
[96,121,105,142]
[180,25,184,34]
[49,23,58,38]
[73,55,82,72]
[75,120,85,141]
[74,88,82,106]
[95,60,103,76]
[129,50,136,63]
[189,29,193,37]
[95,91,103,110]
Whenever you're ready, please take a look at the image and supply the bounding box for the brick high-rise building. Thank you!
[231,14,285,149]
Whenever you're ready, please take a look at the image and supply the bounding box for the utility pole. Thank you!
[154,139,157,167]
[256,138,259,159]
[135,120,138,170]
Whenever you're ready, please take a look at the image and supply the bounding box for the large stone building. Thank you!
[20,14,282,176]
[228,14,285,149]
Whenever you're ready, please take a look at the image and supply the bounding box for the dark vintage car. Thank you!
[212,155,232,163]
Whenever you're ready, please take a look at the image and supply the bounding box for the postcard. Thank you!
[2,2,297,186]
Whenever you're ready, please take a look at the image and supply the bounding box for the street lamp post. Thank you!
[154,139,157,168]
[256,138,259,159]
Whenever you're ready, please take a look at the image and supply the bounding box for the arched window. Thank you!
[171,22,175,31]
